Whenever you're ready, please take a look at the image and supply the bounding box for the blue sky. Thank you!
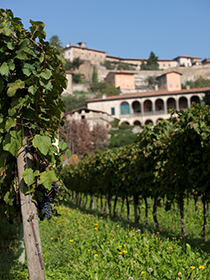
[1,0,210,60]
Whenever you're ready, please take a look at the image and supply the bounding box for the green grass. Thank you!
[1,197,210,279]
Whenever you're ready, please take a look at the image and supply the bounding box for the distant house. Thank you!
[157,71,182,91]
[174,56,201,67]
[202,57,210,65]
[105,69,135,90]
[63,107,117,130]
[106,55,178,70]
[63,42,106,65]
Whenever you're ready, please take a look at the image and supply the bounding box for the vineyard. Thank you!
[61,103,210,239]
[1,8,210,279]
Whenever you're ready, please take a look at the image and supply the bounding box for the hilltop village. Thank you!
[62,42,210,128]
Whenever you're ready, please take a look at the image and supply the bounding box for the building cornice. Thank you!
[86,87,210,103]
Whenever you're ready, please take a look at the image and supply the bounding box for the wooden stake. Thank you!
[17,140,45,280]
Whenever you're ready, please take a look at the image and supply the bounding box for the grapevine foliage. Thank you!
[0,9,69,220]
[61,103,210,236]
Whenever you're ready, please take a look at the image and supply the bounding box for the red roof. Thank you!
[174,55,201,60]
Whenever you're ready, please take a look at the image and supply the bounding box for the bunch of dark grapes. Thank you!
[51,181,59,193]
[27,145,34,153]
[40,196,53,221]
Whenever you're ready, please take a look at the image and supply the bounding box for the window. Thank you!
[120,102,130,115]
[81,115,85,119]
[111,107,115,115]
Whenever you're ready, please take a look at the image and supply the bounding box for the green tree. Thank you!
[108,124,137,148]
[140,60,147,70]
[72,73,85,84]
[141,52,159,70]
[117,62,135,70]
[49,34,63,54]
[90,66,108,92]
[92,66,98,83]
[65,57,83,71]
[182,76,210,89]
[62,94,87,112]
[146,75,158,89]
[101,60,115,70]
[101,82,120,96]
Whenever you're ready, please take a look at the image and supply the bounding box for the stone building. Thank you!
[86,72,210,126]
[63,42,203,72]
[64,107,116,130]
[63,42,106,65]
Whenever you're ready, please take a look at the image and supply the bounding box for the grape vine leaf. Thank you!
[58,141,67,151]
[32,135,51,155]
[5,117,16,131]
[22,168,39,186]
[39,170,57,190]
[7,80,25,97]
[0,62,9,76]
[3,130,22,156]
[40,69,52,80]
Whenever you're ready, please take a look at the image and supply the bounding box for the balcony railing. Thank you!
[130,110,166,117]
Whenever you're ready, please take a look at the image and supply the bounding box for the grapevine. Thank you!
[0,9,70,221]
[61,103,210,238]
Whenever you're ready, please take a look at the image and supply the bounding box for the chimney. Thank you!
[69,42,72,46]
[102,94,107,99]
[186,85,190,90]
[155,84,158,91]
[120,68,123,72]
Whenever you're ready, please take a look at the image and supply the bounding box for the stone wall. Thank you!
[64,63,210,95]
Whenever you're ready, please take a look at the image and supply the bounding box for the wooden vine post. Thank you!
[17,133,45,280]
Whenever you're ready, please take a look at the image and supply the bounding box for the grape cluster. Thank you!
[40,196,52,220]
[51,181,59,193]
[27,145,34,153]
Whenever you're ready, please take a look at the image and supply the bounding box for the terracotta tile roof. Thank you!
[156,71,182,78]
[64,107,113,116]
[64,45,106,54]
[174,55,201,60]
[86,87,210,103]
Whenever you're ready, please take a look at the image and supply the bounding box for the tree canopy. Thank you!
[65,57,83,71]
[62,94,87,112]
[49,35,63,54]
[141,51,159,70]
[182,76,210,89]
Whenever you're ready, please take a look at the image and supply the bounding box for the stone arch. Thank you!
[167,97,176,110]
[120,121,130,125]
[132,100,141,113]
[191,95,200,105]
[133,120,141,126]
[145,119,153,125]
[120,101,130,115]
[179,96,188,110]
[155,98,164,111]
[144,99,152,112]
